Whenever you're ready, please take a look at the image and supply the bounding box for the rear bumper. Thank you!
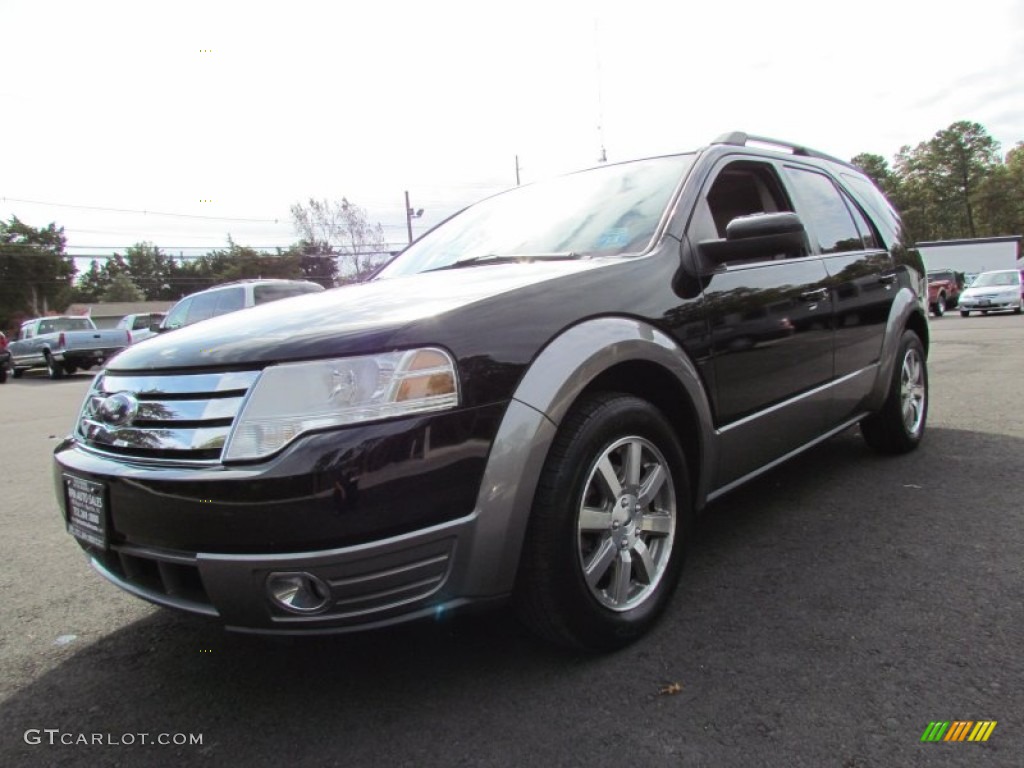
[53,348,124,365]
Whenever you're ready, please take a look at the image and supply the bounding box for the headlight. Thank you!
[223,348,459,461]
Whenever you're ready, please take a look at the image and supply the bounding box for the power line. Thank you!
[1,196,281,224]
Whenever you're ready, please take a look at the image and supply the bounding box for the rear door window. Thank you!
[253,283,321,304]
[185,292,221,325]
[784,168,864,254]
[213,287,245,316]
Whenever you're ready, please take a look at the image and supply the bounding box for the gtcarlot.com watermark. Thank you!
[25,729,203,747]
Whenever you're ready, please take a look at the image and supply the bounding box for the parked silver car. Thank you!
[958,270,1024,316]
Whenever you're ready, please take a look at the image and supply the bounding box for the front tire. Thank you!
[861,331,927,454]
[960,310,970,318]
[514,393,691,651]
[932,295,946,317]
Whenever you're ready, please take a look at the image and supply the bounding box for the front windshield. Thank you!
[971,271,1021,288]
[378,155,694,278]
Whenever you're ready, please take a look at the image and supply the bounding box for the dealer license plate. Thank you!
[65,475,108,550]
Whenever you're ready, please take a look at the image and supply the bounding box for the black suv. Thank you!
[54,133,929,650]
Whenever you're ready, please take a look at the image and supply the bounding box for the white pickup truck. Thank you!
[8,316,131,380]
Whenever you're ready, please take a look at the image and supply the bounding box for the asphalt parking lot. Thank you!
[2,315,1022,767]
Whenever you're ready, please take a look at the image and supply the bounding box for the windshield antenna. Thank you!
[595,16,607,163]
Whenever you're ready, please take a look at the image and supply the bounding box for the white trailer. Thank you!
[917,236,1022,285]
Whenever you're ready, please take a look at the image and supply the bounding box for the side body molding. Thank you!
[456,317,716,598]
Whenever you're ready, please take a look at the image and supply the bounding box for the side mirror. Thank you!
[699,212,807,263]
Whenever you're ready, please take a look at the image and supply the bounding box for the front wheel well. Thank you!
[576,361,702,510]
[904,310,929,353]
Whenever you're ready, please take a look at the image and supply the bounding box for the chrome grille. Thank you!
[77,370,260,461]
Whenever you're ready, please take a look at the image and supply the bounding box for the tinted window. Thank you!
[214,287,245,315]
[185,291,221,325]
[785,168,863,254]
[842,192,880,249]
[253,283,323,305]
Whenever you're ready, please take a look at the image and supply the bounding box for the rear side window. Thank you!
[253,283,322,305]
[784,168,863,254]
[185,291,221,325]
[842,193,880,250]
[213,287,245,315]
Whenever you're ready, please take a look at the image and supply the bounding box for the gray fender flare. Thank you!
[454,317,715,597]
[864,288,929,411]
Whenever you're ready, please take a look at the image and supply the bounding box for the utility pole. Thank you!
[404,190,423,245]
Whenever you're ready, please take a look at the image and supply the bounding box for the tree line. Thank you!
[0,197,389,333]
[851,120,1023,242]
[2,120,1022,334]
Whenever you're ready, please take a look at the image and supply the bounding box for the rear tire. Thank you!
[514,393,691,652]
[1015,299,1023,316]
[960,310,970,318]
[861,331,927,454]
[12,367,23,379]
[46,354,65,380]
[0,367,7,384]
[932,295,946,317]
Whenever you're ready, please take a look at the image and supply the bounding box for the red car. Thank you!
[0,331,10,383]
[927,269,964,316]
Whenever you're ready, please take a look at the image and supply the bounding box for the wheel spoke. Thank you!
[637,464,666,507]
[611,550,632,603]
[631,539,656,584]
[579,506,612,533]
[584,538,618,587]
[625,441,643,487]
[640,513,672,536]
[595,456,623,498]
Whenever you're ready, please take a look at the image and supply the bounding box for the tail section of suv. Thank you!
[53,133,928,650]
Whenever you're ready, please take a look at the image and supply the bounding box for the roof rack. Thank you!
[711,131,855,170]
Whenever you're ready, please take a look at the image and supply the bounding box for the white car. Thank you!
[958,270,1024,317]
[159,279,325,332]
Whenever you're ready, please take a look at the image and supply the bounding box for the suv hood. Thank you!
[109,259,609,370]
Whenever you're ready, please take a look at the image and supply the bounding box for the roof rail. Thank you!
[711,131,856,170]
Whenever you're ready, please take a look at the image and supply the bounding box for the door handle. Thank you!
[799,288,829,303]
[878,273,897,285]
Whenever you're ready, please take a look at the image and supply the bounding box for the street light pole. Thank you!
[405,190,424,245]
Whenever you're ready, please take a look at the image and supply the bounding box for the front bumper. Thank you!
[54,403,509,632]
[82,512,497,633]
[960,297,1019,312]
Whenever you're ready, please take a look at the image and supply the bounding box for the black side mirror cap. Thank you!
[700,212,807,263]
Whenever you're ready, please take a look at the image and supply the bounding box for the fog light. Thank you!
[266,572,331,614]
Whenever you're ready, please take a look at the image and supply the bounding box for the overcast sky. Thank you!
[2,0,1022,264]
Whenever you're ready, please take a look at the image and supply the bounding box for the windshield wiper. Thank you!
[425,252,581,272]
